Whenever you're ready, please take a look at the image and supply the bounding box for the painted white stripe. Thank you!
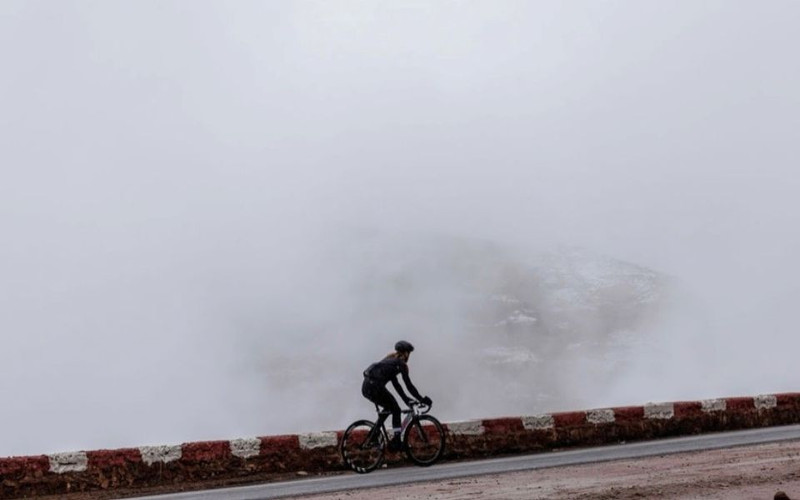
[644,402,674,419]
[139,445,182,465]
[447,420,485,435]
[298,432,338,449]
[755,394,778,410]
[48,452,88,473]
[701,399,727,413]
[230,438,262,459]
[586,409,615,424]
[521,414,555,431]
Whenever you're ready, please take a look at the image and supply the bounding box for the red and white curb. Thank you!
[1,391,798,498]
[8,392,792,475]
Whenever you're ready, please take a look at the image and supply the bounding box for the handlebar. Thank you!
[377,401,434,416]
[409,400,432,414]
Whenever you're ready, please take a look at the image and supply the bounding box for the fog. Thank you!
[1,1,799,456]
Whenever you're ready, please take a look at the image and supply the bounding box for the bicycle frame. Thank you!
[400,405,426,433]
[368,403,428,444]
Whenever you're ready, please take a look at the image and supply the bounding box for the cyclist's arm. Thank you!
[390,377,412,405]
[400,367,424,402]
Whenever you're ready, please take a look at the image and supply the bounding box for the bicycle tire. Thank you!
[341,419,386,473]
[403,414,445,466]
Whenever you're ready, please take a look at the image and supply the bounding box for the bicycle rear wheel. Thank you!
[404,415,445,466]
[341,419,386,473]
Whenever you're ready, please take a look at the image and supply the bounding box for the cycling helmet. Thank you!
[394,340,414,353]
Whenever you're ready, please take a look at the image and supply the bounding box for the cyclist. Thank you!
[362,340,433,451]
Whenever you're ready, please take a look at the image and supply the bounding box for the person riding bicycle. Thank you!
[362,340,433,451]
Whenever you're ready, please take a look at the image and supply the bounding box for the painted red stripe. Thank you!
[553,411,586,427]
[611,406,645,421]
[86,449,142,469]
[482,417,525,434]
[181,441,231,462]
[776,393,800,407]
[0,456,49,475]
[260,435,301,454]
[674,401,704,418]
[725,397,754,411]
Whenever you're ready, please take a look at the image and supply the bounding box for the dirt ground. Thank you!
[298,440,800,500]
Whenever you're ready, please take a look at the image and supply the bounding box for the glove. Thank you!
[421,396,432,406]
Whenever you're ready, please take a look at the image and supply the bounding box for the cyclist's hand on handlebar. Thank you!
[421,396,432,406]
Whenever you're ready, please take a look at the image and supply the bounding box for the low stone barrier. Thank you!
[1,392,798,498]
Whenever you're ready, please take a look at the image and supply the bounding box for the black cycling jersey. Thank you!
[363,355,424,404]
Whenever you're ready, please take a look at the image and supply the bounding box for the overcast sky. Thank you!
[1,1,799,456]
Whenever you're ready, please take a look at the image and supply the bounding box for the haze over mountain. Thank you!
[252,234,674,430]
[1,1,799,456]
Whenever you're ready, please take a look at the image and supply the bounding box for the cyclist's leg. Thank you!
[370,387,400,427]
[369,387,402,449]
[362,379,402,444]
[363,379,400,426]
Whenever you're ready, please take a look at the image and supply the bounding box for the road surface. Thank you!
[126,424,800,500]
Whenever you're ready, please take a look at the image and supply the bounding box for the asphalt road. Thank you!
[132,425,800,500]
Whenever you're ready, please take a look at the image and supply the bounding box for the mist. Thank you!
[1,1,799,456]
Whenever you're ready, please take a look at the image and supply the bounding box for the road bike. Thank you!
[340,401,446,473]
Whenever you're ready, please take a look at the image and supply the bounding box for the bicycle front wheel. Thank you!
[341,419,386,473]
[404,415,445,466]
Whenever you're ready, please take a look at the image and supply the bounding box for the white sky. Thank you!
[1,1,799,455]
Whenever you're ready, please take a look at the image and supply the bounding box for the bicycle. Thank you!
[340,401,446,473]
